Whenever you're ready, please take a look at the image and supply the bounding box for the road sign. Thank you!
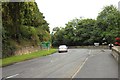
[41,42,50,50]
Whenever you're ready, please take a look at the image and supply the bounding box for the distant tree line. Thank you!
[52,5,120,47]
[2,2,50,58]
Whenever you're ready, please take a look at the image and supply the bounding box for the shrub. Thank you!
[115,37,120,46]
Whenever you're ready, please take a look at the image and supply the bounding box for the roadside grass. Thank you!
[0,49,57,67]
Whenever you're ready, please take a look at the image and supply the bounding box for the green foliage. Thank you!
[97,5,120,43]
[2,2,50,58]
[52,18,98,46]
[52,5,120,46]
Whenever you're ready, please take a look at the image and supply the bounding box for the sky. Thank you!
[35,0,120,33]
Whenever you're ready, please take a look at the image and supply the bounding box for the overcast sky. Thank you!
[35,0,119,32]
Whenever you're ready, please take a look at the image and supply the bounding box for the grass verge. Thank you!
[0,49,57,67]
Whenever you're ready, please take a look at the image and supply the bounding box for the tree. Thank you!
[52,18,97,46]
[97,5,120,43]
[2,2,50,58]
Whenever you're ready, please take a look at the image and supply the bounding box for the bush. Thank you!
[20,25,32,39]
[20,25,40,45]
[115,37,120,46]
[2,41,17,58]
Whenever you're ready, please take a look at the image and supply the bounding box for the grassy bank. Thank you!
[1,49,57,67]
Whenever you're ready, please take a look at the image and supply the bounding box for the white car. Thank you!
[58,45,68,53]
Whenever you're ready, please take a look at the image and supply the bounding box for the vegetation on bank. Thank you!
[52,5,120,47]
[1,49,57,67]
[2,2,50,58]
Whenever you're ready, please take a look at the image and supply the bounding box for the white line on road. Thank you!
[88,49,91,55]
[72,57,88,78]
[6,74,19,78]
[71,50,91,78]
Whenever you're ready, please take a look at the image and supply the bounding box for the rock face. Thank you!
[14,46,41,55]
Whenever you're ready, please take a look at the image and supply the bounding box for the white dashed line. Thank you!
[89,50,91,55]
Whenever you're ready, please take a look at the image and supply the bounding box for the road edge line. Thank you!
[6,74,19,79]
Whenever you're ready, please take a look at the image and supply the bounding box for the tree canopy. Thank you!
[52,5,120,47]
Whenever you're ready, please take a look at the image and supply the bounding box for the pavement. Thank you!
[1,49,118,79]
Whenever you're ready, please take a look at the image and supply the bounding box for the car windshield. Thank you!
[59,45,67,48]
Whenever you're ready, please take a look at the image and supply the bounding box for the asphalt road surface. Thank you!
[2,49,118,78]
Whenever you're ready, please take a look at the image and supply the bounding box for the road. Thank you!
[2,49,118,78]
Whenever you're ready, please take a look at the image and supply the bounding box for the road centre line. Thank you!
[71,50,91,78]
[71,57,88,78]
[89,49,91,55]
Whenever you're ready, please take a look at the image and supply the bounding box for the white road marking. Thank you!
[72,50,91,78]
[72,57,88,78]
[6,74,19,78]
[89,50,91,55]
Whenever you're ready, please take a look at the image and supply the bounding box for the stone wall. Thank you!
[14,46,41,55]
[112,46,120,62]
